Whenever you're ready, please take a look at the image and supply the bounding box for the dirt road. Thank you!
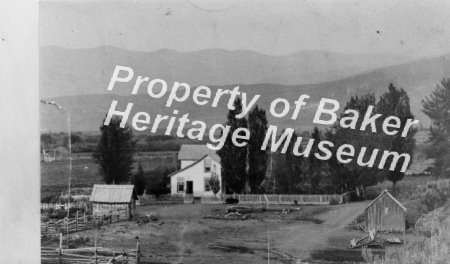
[270,201,370,262]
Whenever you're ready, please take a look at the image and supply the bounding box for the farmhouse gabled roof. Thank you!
[168,154,220,178]
[365,189,407,212]
[178,144,219,162]
[90,184,134,203]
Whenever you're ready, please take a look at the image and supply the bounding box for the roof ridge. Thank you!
[168,154,209,177]
[365,189,407,212]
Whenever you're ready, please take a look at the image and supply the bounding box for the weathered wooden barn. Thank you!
[365,190,407,233]
[89,184,136,219]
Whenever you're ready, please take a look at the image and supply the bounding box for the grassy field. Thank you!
[42,202,383,264]
[41,152,178,201]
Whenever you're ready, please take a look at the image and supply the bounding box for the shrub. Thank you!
[404,181,450,227]
[224,197,239,204]
[329,197,340,205]
[365,215,450,263]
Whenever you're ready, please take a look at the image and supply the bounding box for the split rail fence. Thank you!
[41,234,140,264]
[42,209,128,238]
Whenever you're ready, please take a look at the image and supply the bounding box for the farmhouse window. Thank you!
[177,178,185,192]
[204,158,211,172]
[204,177,211,191]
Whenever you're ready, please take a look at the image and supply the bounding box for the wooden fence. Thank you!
[41,200,91,211]
[138,193,343,205]
[202,194,343,205]
[138,194,185,205]
[41,234,140,264]
[42,209,128,238]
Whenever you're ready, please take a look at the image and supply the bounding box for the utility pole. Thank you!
[40,99,72,220]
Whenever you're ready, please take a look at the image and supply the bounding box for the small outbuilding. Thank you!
[89,184,136,219]
[364,190,407,233]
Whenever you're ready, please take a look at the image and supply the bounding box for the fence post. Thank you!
[84,212,86,230]
[94,232,98,264]
[76,211,78,232]
[66,217,69,236]
[111,211,113,224]
[136,241,140,263]
[58,233,62,264]
[112,252,116,264]
[46,222,49,237]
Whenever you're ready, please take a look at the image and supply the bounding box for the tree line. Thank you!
[219,83,418,195]
[91,79,450,196]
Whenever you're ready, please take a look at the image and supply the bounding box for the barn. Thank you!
[89,184,136,219]
[364,190,407,233]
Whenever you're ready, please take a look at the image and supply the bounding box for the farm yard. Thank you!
[43,202,388,264]
[39,128,448,263]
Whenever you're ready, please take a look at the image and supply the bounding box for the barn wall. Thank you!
[92,202,130,218]
[365,194,405,232]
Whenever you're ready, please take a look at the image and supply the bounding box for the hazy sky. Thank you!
[40,0,450,57]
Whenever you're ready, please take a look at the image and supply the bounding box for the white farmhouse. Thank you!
[169,145,223,197]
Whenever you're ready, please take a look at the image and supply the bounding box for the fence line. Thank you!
[138,194,185,205]
[41,200,91,211]
[218,194,343,205]
[138,193,343,205]
[41,233,140,264]
[41,209,128,238]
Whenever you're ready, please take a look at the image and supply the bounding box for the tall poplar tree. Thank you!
[378,83,416,194]
[93,115,136,184]
[217,98,248,193]
[247,105,268,193]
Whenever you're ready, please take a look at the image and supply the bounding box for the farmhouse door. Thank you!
[186,181,193,194]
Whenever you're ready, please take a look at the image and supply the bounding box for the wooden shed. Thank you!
[89,184,136,219]
[364,190,407,233]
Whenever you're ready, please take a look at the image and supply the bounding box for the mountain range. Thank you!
[40,46,450,132]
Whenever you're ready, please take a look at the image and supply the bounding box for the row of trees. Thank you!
[219,83,417,195]
[217,103,268,194]
[91,78,450,195]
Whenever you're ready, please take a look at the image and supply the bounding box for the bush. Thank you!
[366,211,450,263]
[225,197,239,204]
[404,180,450,228]
[329,197,340,205]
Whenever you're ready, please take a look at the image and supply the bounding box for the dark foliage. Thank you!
[217,97,248,194]
[422,78,450,176]
[144,166,174,197]
[247,105,268,193]
[378,84,417,194]
[93,115,136,184]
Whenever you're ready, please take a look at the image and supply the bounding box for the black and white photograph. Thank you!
[2,0,450,263]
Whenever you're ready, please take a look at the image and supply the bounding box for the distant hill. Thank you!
[41,53,450,132]
[40,46,410,98]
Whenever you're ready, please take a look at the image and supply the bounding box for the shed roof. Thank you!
[178,144,219,161]
[90,184,134,203]
[365,189,407,212]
